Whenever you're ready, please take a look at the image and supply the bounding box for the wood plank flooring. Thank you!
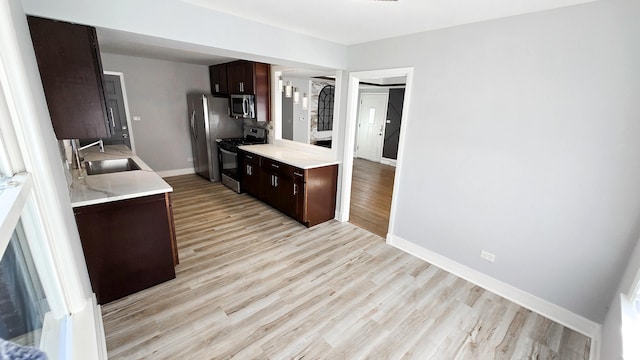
[349,158,395,238]
[101,174,591,359]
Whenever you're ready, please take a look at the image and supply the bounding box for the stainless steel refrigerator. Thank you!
[187,94,243,182]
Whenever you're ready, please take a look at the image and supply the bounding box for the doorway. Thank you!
[103,71,135,151]
[339,68,414,241]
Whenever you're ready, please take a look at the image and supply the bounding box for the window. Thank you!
[0,221,50,348]
[0,4,105,358]
[0,174,58,358]
[317,85,335,131]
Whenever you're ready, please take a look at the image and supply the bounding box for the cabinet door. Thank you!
[254,62,271,123]
[240,151,262,198]
[243,162,263,198]
[27,16,110,140]
[262,160,295,216]
[74,194,176,304]
[227,61,255,94]
[292,170,306,222]
[209,64,228,96]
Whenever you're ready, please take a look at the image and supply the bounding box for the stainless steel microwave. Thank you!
[229,94,255,119]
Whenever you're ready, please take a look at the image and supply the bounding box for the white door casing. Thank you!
[356,93,388,162]
[103,71,136,153]
[339,67,414,241]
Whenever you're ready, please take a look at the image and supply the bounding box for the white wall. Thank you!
[20,0,347,70]
[100,53,210,172]
[348,0,640,324]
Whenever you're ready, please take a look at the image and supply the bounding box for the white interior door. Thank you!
[356,93,388,162]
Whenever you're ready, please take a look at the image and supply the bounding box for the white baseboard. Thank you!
[380,157,397,166]
[156,168,195,178]
[387,234,601,360]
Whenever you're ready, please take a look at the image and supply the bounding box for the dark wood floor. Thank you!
[100,174,590,359]
[349,158,396,238]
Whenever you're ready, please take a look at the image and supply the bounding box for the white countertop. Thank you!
[238,144,340,169]
[69,145,173,208]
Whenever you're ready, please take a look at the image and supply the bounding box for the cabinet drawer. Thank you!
[291,168,306,181]
[240,151,261,166]
[263,158,296,178]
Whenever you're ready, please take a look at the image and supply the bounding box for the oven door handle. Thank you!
[218,148,237,156]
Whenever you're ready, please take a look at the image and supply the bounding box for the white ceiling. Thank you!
[182,0,596,45]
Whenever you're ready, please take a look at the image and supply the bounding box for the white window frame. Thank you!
[0,0,106,358]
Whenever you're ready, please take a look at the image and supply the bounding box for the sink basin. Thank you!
[85,158,141,175]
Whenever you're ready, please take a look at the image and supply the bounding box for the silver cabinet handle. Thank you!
[294,172,303,177]
[215,83,220,93]
[274,175,278,187]
[271,164,279,169]
[293,183,297,195]
[246,155,253,159]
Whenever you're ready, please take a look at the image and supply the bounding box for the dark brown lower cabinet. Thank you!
[74,193,176,304]
[239,150,338,227]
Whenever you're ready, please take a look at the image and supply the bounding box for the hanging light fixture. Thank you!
[302,93,308,109]
[278,76,283,93]
[285,81,293,98]
[293,88,300,104]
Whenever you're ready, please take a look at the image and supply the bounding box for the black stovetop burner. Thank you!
[216,127,266,152]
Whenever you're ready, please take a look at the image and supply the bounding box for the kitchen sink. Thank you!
[85,158,141,175]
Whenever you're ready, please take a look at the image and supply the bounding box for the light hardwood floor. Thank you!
[101,174,590,359]
[349,158,395,238]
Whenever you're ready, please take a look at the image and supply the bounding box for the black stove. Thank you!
[216,126,267,152]
[216,137,265,152]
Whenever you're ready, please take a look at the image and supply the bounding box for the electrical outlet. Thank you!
[133,116,142,121]
[187,157,193,162]
[480,250,496,263]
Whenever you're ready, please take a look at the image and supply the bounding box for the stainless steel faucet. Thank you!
[72,139,105,169]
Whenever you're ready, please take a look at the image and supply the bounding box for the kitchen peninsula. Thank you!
[238,144,340,227]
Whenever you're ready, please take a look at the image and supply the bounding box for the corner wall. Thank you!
[100,53,210,172]
[348,0,640,324]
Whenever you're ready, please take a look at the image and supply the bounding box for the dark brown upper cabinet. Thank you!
[27,16,111,140]
[209,63,228,97]
[209,60,271,122]
[227,60,256,94]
